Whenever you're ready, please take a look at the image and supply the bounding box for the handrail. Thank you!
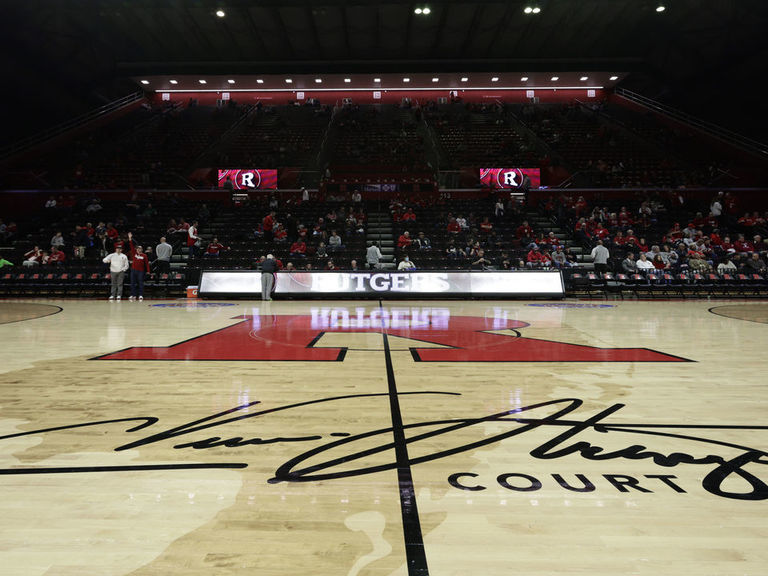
[614,87,768,158]
[0,91,146,161]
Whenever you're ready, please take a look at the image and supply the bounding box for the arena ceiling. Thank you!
[1,0,767,143]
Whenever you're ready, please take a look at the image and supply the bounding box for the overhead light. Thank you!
[140,80,149,85]
[432,77,439,82]
[415,6,430,15]
[414,8,422,14]
[344,78,351,83]
[580,76,588,81]
[374,78,381,82]
[169,79,178,85]
[423,7,431,14]
[315,78,322,83]
[403,77,410,82]
[532,7,541,13]
[609,75,619,81]
[215,9,225,18]
[491,77,499,82]
[460,77,468,82]
[227,79,235,84]
[199,79,207,84]
[285,78,293,83]
[524,6,533,14]
[656,5,666,12]
[521,76,528,81]
[551,76,559,81]
[256,79,264,84]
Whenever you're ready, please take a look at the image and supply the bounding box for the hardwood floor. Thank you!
[0,298,766,575]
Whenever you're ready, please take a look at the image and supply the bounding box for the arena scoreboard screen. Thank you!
[479,168,541,190]
[218,169,278,190]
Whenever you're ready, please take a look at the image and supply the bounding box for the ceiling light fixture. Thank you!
[432,77,439,82]
[414,8,422,14]
[609,75,619,81]
[256,79,264,84]
[344,78,351,83]
[140,80,149,85]
[169,80,178,85]
[403,77,410,82]
[461,77,468,82]
[580,76,588,81]
[199,79,207,84]
[422,7,431,14]
[374,78,381,82]
[532,7,541,13]
[216,9,225,18]
[551,76,559,81]
[285,78,293,83]
[524,6,533,14]
[491,77,499,82]
[227,79,235,84]
[315,78,322,83]
[656,5,666,12]
[521,76,528,81]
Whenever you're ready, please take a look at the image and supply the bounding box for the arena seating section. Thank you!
[1,96,767,299]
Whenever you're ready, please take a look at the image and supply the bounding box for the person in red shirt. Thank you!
[48,246,66,265]
[738,213,755,227]
[613,231,626,246]
[205,237,228,257]
[262,211,276,242]
[401,208,417,222]
[734,234,754,253]
[479,217,493,235]
[187,220,201,259]
[526,246,550,268]
[290,240,307,258]
[592,224,610,241]
[273,224,288,243]
[397,231,413,250]
[516,221,534,244]
[106,223,119,241]
[127,233,151,301]
[446,218,461,234]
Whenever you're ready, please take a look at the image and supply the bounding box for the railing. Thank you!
[0,91,146,161]
[614,87,768,158]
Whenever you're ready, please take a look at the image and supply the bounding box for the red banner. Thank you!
[479,168,540,189]
[218,169,278,190]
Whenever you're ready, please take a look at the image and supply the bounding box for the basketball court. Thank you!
[0,298,766,575]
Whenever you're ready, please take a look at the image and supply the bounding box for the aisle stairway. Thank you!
[523,210,590,270]
[365,212,396,269]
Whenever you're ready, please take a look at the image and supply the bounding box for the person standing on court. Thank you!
[155,236,172,274]
[103,244,129,300]
[366,241,382,269]
[590,239,610,274]
[261,253,278,301]
[127,232,151,301]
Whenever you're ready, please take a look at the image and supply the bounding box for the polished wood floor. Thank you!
[0,298,766,576]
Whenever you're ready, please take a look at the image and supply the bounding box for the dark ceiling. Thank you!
[2,0,767,144]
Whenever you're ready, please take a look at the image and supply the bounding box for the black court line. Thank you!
[0,462,248,475]
[379,300,430,576]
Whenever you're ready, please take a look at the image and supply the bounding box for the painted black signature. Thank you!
[0,396,765,501]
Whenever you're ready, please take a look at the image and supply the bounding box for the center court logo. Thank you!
[91,309,689,362]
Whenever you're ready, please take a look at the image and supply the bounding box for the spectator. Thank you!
[290,239,307,258]
[398,256,416,270]
[205,237,228,257]
[397,231,412,250]
[50,231,65,250]
[471,249,493,270]
[155,237,172,274]
[744,252,767,274]
[590,239,610,274]
[622,252,637,274]
[328,230,344,252]
[414,231,431,250]
[187,220,201,258]
[48,246,66,265]
[551,246,571,269]
[636,253,654,270]
[366,242,383,269]
[262,211,276,242]
[23,246,43,267]
[717,257,737,275]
